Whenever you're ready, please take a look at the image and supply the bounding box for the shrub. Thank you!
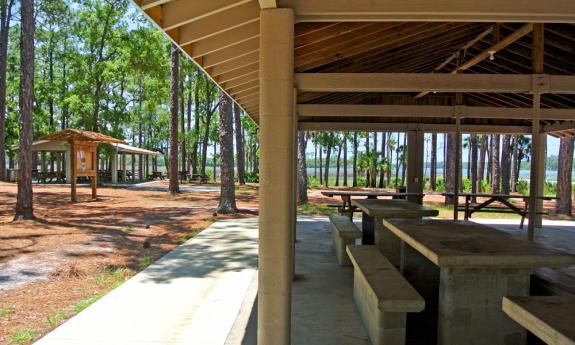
[244,172,259,183]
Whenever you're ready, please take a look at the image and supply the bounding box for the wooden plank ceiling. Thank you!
[131,0,575,137]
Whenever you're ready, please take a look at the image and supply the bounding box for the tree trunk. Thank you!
[319,145,323,185]
[445,133,456,205]
[429,133,437,191]
[379,132,386,188]
[491,134,500,193]
[470,134,478,197]
[191,73,201,175]
[324,143,331,187]
[401,133,407,186]
[212,142,217,182]
[501,135,512,194]
[352,132,358,187]
[511,136,519,192]
[365,132,370,186]
[0,0,13,181]
[234,104,246,184]
[180,77,186,173]
[297,131,308,204]
[14,0,34,220]
[313,139,317,178]
[395,133,400,186]
[168,44,179,195]
[335,144,341,186]
[372,132,378,188]
[216,92,237,214]
[555,137,573,215]
[343,136,348,186]
[478,135,487,192]
[186,77,192,173]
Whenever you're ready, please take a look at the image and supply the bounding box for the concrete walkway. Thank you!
[35,218,258,345]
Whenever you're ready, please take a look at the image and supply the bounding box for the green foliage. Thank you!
[74,293,103,313]
[0,305,15,319]
[46,310,68,328]
[298,202,335,216]
[244,172,259,183]
[140,255,154,268]
[516,180,529,195]
[9,328,40,344]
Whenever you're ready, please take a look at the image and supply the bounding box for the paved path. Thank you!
[35,219,258,345]
[122,182,220,193]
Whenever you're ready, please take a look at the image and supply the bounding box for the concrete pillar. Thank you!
[258,8,295,345]
[406,130,424,204]
[111,149,118,184]
[65,148,72,184]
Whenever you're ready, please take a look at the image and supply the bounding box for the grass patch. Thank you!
[46,310,68,328]
[93,266,130,288]
[179,227,204,244]
[9,328,39,344]
[73,293,103,313]
[121,225,134,232]
[298,202,336,216]
[0,305,15,319]
[140,255,154,268]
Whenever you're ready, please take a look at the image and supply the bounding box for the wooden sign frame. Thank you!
[70,140,98,202]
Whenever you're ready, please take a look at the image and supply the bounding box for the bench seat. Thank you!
[329,215,361,266]
[347,245,425,345]
[532,267,575,296]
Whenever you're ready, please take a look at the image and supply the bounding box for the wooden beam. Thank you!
[457,24,533,72]
[201,37,259,68]
[295,73,575,94]
[178,2,260,45]
[140,0,172,10]
[259,0,277,9]
[223,72,259,89]
[188,21,259,58]
[532,23,545,73]
[296,104,575,120]
[216,62,258,83]
[160,0,252,30]
[542,120,575,133]
[298,122,531,134]
[211,51,259,76]
[280,0,575,23]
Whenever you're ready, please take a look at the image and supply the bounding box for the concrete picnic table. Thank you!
[382,218,575,345]
[502,296,575,345]
[351,199,438,246]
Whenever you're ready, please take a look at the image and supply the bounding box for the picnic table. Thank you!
[351,199,438,247]
[148,171,165,180]
[502,296,575,345]
[442,192,557,228]
[382,218,575,345]
[321,190,424,217]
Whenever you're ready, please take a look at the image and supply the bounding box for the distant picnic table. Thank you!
[321,190,425,218]
[148,171,165,180]
[442,192,558,228]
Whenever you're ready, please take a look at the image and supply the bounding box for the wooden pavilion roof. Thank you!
[131,0,575,137]
[39,129,125,144]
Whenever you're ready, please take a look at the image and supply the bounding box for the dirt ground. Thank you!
[0,181,568,344]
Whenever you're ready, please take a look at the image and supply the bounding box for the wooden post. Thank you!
[92,148,97,199]
[131,153,136,182]
[407,130,424,204]
[111,147,118,184]
[453,116,462,220]
[70,141,77,202]
[122,152,127,182]
[258,8,295,345]
[528,23,545,241]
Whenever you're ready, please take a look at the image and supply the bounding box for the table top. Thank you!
[321,190,423,198]
[382,218,575,269]
[441,192,557,200]
[502,296,575,345]
[351,199,439,218]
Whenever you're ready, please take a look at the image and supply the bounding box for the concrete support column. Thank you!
[111,149,118,184]
[406,130,424,204]
[65,148,72,184]
[258,8,295,345]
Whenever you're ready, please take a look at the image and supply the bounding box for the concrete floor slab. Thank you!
[34,218,258,345]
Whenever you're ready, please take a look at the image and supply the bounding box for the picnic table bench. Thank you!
[442,192,557,228]
[329,215,361,266]
[503,296,575,345]
[32,170,66,183]
[347,245,425,345]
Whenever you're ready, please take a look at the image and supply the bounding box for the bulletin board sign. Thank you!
[73,142,97,177]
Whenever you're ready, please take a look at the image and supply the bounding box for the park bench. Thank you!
[502,296,575,345]
[329,215,361,266]
[346,245,425,345]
